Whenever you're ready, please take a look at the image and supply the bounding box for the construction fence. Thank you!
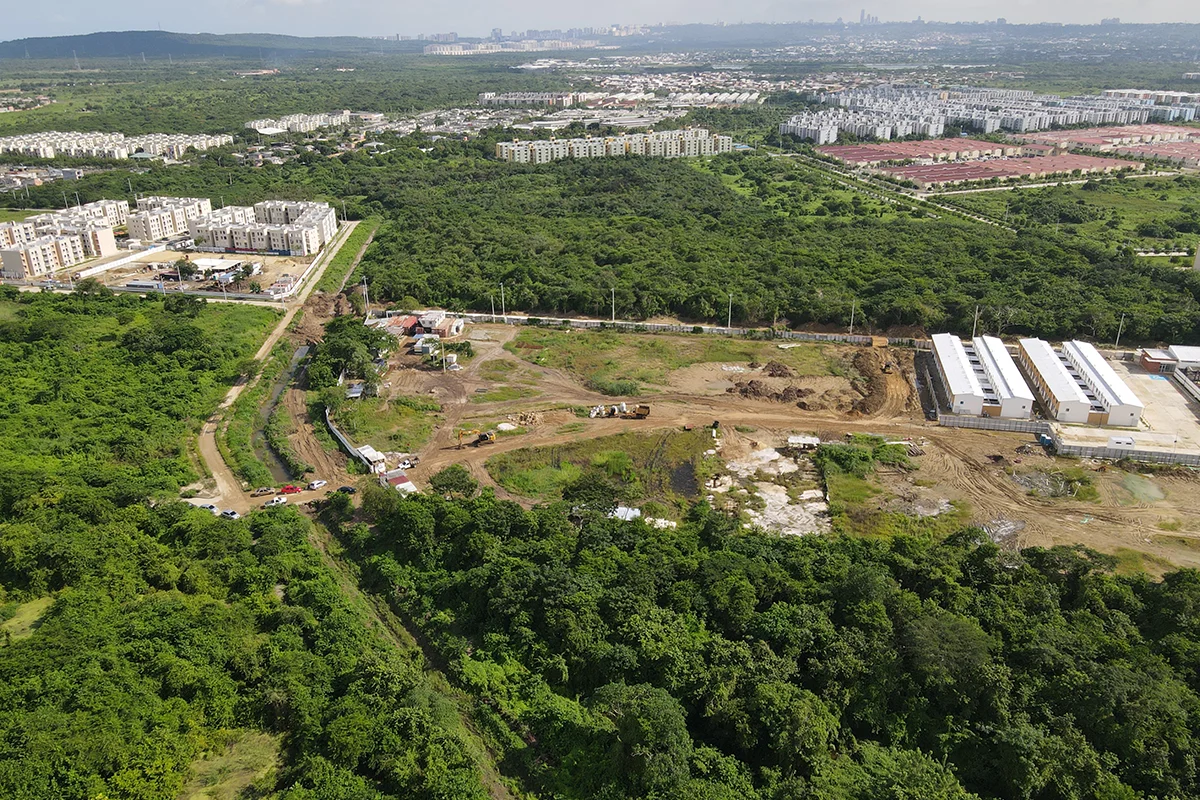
[937,414,1052,436]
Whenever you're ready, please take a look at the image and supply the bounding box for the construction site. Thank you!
[225,289,1200,575]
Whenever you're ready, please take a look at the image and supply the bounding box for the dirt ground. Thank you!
[264,320,1200,572]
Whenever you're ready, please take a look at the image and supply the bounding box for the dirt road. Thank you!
[190,222,359,511]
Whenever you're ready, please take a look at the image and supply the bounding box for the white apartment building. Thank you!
[0,221,37,248]
[127,197,214,241]
[245,112,352,133]
[0,131,231,160]
[478,92,574,108]
[189,200,338,256]
[1,234,86,279]
[496,129,734,163]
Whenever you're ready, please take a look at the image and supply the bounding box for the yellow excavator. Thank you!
[457,429,497,449]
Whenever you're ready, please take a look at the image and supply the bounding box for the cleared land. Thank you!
[179,731,280,800]
[0,208,51,223]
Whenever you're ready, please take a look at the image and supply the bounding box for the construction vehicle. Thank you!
[627,404,651,419]
[458,429,497,448]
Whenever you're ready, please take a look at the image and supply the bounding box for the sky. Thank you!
[5,0,1197,41]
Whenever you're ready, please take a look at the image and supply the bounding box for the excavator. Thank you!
[457,429,497,449]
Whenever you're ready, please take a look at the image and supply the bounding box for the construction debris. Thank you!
[762,361,794,378]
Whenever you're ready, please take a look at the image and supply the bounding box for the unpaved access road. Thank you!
[191,222,361,513]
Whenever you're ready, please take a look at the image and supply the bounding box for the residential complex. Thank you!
[425,40,598,55]
[1018,339,1143,427]
[931,333,1034,419]
[781,86,1200,143]
[0,131,232,160]
[495,129,733,163]
[245,112,352,134]
[190,200,339,257]
[478,92,574,108]
[128,197,214,242]
[0,199,131,278]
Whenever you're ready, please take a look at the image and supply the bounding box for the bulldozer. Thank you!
[457,429,497,449]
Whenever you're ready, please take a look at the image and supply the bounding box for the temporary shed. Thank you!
[1168,345,1200,370]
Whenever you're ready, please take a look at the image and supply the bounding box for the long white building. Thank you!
[496,129,733,163]
[1061,340,1144,427]
[0,131,232,160]
[932,333,1034,418]
[1017,338,1142,426]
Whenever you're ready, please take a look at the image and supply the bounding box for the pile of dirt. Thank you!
[849,349,890,416]
[509,411,544,426]
[762,361,794,378]
[796,389,861,413]
[727,380,815,403]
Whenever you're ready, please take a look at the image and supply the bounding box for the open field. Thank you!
[0,208,51,223]
[179,731,280,800]
[0,596,54,641]
[935,175,1200,252]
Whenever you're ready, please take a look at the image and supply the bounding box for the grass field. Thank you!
[179,731,280,800]
[330,394,441,452]
[0,596,54,641]
[487,429,714,505]
[506,328,846,395]
[0,208,52,224]
[312,217,383,294]
[935,176,1200,252]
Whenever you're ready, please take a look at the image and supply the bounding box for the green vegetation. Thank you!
[312,216,382,294]
[470,385,540,404]
[328,394,442,452]
[219,341,290,488]
[352,484,1200,800]
[0,208,51,224]
[306,314,392,390]
[0,291,486,799]
[264,404,312,479]
[507,327,840,394]
[486,429,712,505]
[937,175,1200,254]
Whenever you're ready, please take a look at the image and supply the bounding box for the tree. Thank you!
[428,465,478,498]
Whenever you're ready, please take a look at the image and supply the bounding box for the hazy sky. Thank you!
[6,0,1197,40]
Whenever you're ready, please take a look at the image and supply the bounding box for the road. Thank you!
[190,221,360,512]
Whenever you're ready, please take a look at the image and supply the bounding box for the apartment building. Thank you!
[478,92,574,108]
[244,112,351,133]
[1,234,86,279]
[127,197,214,242]
[0,131,231,160]
[0,221,37,248]
[496,129,734,163]
[189,201,338,256]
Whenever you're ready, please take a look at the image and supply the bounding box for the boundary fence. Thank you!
[937,415,1052,435]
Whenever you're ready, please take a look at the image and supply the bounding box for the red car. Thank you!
[279,485,302,495]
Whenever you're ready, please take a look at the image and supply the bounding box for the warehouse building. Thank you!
[1018,338,1142,426]
[1018,338,1096,423]
[932,333,1034,418]
[1061,340,1144,427]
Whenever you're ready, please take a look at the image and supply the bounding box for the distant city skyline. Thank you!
[3,1,1197,42]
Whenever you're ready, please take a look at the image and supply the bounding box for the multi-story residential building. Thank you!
[479,92,574,108]
[127,197,214,241]
[0,131,231,160]
[0,221,37,248]
[495,129,733,163]
[1,234,87,279]
[244,112,352,133]
[189,200,338,256]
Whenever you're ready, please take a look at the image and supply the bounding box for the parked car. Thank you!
[279,485,302,495]
[220,510,241,520]
[398,460,413,470]
[251,487,274,497]
[196,503,220,515]
[263,496,287,508]
[336,486,357,494]
[306,480,327,491]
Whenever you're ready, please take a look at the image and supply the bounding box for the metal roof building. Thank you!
[1061,340,1144,427]
[1017,338,1093,423]
[932,333,985,415]
[973,336,1035,419]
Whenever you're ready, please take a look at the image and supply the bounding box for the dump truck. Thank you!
[628,404,651,419]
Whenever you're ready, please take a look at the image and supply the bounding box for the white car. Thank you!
[263,496,288,508]
[306,480,327,491]
[196,503,220,515]
[220,509,241,520]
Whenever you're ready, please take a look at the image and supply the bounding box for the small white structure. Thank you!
[973,335,1035,419]
[932,333,984,415]
[1169,345,1200,370]
[357,445,387,473]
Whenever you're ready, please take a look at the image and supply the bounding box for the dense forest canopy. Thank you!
[354,483,1200,800]
[6,143,1198,343]
[0,292,486,799]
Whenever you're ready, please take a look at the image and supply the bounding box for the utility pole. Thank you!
[127,178,133,196]
[849,300,857,336]
[62,190,68,209]
[971,305,980,339]
[1115,313,1126,348]
[490,295,496,323]
[727,292,733,330]
[362,277,370,319]
[341,199,347,222]
[611,287,616,323]
[500,283,506,323]
[74,191,81,208]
